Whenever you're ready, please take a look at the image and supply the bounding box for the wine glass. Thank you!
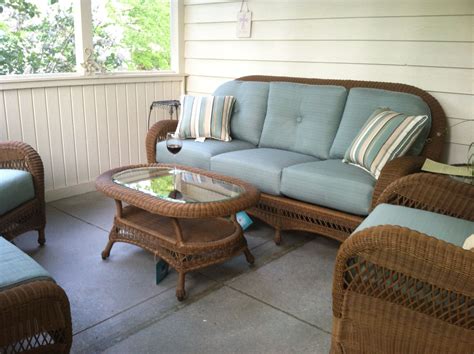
[166,132,183,197]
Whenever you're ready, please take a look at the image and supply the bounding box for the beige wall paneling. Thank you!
[115,84,131,166]
[184,0,474,22]
[185,16,473,42]
[82,85,100,181]
[44,87,67,189]
[135,83,148,163]
[70,86,90,185]
[17,90,36,146]
[58,86,78,187]
[4,91,22,141]
[0,94,6,141]
[105,84,120,168]
[1,76,185,200]
[126,84,139,165]
[94,85,110,173]
[31,88,54,190]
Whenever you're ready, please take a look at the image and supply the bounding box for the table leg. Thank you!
[176,272,186,301]
[243,247,255,265]
[101,239,115,260]
[102,226,117,260]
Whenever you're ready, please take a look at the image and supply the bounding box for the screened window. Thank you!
[0,0,171,76]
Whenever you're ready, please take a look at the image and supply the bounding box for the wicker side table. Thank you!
[96,164,260,300]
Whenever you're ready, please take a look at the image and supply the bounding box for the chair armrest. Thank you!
[377,173,474,221]
[145,120,179,163]
[332,225,474,328]
[371,156,426,210]
[0,280,72,353]
[0,141,45,203]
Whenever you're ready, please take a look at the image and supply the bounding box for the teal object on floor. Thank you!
[236,211,253,231]
[156,259,169,284]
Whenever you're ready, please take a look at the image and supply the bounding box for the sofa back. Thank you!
[330,88,431,159]
[259,82,347,159]
[236,76,446,161]
[213,80,269,145]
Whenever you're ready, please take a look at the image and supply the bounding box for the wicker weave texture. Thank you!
[0,141,46,245]
[0,280,72,354]
[377,172,474,221]
[145,76,446,243]
[331,225,474,354]
[97,164,259,300]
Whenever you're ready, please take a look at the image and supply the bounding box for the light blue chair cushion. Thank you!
[330,88,431,159]
[355,204,474,247]
[0,236,52,291]
[213,80,270,145]
[156,139,255,170]
[210,148,318,195]
[0,169,35,216]
[281,160,376,216]
[259,82,348,159]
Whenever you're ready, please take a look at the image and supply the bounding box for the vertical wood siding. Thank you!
[184,0,473,164]
[0,76,184,200]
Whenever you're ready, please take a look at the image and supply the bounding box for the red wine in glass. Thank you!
[166,133,183,199]
[167,144,182,155]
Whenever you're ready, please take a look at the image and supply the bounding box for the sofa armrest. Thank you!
[146,120,179,163]
[0,141,45,203]
[370,156,425,211]
[377,172,474,221]
[0,280,72,353]
[332,225,474,352]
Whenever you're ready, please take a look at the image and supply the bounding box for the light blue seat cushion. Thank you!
[156,139,255,170]
[281,160,376,216]
[210,148,317,195]
[355,204,474,247]
[213,80,270,145]
[330,88,431,159]
[0,169,35,216]
[259,82,348,159]
[0,236,52,291]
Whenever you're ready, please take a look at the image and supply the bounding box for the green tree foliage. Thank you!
[0,0,76,74]
[0,0,171,75]
[95,0,171,71]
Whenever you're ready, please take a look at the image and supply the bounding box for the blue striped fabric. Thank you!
[176,95,235,141]
[343,108,429,179]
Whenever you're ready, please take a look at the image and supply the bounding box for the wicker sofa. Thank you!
[331,173,474,353]
[146,76,446,244]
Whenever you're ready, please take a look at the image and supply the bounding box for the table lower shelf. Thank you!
[101,205,254,300]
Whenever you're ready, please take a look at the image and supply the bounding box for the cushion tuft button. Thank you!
[296,116,303,123]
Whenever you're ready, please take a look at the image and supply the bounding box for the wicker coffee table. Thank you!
[96,164,260,300]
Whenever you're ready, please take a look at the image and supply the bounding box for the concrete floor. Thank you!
[14,191,339,354]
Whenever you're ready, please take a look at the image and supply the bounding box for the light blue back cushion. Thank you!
[0,169,35,215]
[213,81,270,145]
[330,88,431,159]
[258,82,348,159]
[0,236,52,291]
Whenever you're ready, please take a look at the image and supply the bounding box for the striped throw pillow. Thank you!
[343,108,429,179]
[176,95,235,141]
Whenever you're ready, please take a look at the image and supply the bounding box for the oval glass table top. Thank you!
[112,167,244,204]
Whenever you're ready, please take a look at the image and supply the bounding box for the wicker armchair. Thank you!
[331,173,474,353]
[0,280,72,353]
[0,141,46,245]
